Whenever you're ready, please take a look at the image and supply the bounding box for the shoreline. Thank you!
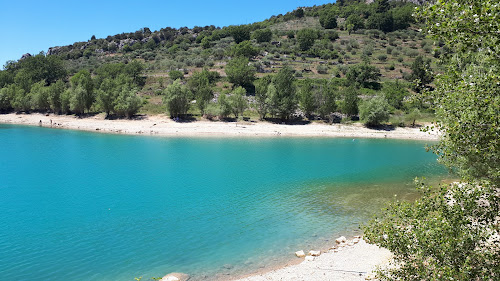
[231,237,391,281]
[0,113,440,140]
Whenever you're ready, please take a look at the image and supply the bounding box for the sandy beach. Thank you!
[0,113,439,140]
[233,238,391,281]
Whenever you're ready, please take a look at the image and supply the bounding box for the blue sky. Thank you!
[1,0,334,68]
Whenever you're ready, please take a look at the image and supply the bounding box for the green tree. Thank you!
[30,80,50,112]
[298,79,315,118]
[0,84,21,112]
[225,57,256,88]
[49,80,66,114]
[408,55,433,93]
[404,108,421,127]
[271,65,297,120]
[359,96,390,126]
[254,75,272,120]
[230,41,259,58]
[188,71,216,116]
[252,29,273,43]
[114,87,142,118]
[340,87,359,117]
[365,1,500,279]
[383,81,409,110]
[346,14,365,34]
[345,63,381,88]
[169,70,184,81]
[97,78,118,117]
[229,25,251,44]
[296,29,319,51]
[217,93,232,119]
[60,88,72,114]
[163,79,191,118]
[319,10,338,29]
[70,70,95,113]
[315,81,337,120]
[228,86,247,118]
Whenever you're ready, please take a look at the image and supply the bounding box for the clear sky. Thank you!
[1,0,334,68]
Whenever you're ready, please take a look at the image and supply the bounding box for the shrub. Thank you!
[359,96,390,126]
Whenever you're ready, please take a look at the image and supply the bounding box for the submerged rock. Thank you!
[295,250,305,258]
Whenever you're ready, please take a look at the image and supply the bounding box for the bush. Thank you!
[359,96,390,126]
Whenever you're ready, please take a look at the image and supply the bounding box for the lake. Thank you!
[0,124,449,280]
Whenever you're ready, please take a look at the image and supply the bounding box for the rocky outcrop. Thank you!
[47,47,62,56]
[20,53,32,60]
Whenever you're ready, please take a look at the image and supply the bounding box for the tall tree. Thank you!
[271,65,297,120]
[225,57,256,88]
[163,79,191,118]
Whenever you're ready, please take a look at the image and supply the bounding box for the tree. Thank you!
[319,10,338,29]
[217,93,232,119]
[225,57,256,88]
[298,79,315,118]
[366,13,393,32]
[340,87,359,117]
[188,71,216,116]
[114,87,142,118]
[315,80,337,120]
[296,29,318,51]
[293,8,304,18]
[228,86,247,118]
[169,70,184,81]
[383,80,409,110]
[70,70,94,113]
[346,63,381,88]
[163,79,191,118]
[408,56,433,93]
[229,25,251,44]
[359,96,390,126]
[230,41,259,58]
[405,108,421,127]
[365,1,500,279]
[254,76,272,120]
[49,80,66,114]
[252,29,273,43]
[271,65,297,120]
[346,14,364,34]
[30,80,50,112]
[97,78,118,117]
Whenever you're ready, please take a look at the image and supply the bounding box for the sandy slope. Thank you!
[0,113,439,140]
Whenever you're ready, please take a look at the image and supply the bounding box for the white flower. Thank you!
[436,23,440,26]
[383,234,389,240]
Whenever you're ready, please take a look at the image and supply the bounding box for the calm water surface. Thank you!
[0,124,449,280]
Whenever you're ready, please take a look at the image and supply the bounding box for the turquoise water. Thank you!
[0,124,448,280]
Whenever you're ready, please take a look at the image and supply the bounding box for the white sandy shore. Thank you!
[233,239,391,281]
[0,113,439,140]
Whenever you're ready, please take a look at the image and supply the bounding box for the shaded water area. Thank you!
[0,124,450,280]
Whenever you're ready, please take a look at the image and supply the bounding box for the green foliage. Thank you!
[359,95,390,126]
[365,2,500,280]
[345,14,364,34]
[30,80,50,112]
[252,29,273,43]
[230,41,259,58]
[340,87,359,117]
[404,108,421,127]
[315,80,337,119]
[365,181,500,280]
[319,10,338,29]
[217,93,232,119]
[229,25,251,44]
[225,57,256,88]
[48,80,66,113]
[408,56,433,93]
[271,65,297,120]
[296,29,319,51]
[383,80,408,110]
[188,69,218,115]
[163,79,191,118]
[366,13,393,32]
[298,79,315,118]
[114,87,142,118]
[345,63,381,89]
[169,70,184,81]
[70,70,95,112]
[254,75,272,120]
[228,86,247,118]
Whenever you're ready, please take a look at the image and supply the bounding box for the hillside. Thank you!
[0,0,440,126]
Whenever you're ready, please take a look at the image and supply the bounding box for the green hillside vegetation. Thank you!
[0,0,441,126]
